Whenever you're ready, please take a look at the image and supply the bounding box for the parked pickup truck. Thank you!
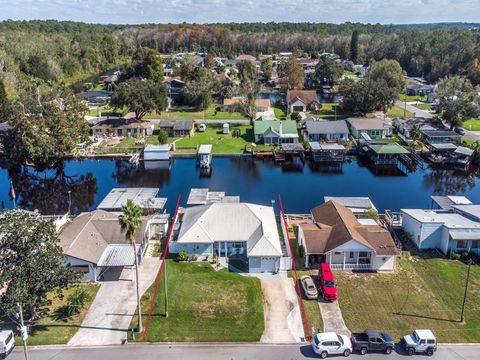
[351,329,395,355]
[402,329,436,356]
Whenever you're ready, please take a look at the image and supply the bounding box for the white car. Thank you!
[0,329,15,359]
[313,332,352,358]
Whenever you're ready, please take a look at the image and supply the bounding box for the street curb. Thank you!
[24,342,480,351]
[25,342,307,351]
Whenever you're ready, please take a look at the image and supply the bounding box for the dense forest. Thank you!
[1,20,480,94]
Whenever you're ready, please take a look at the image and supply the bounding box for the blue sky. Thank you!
[0,0,478,24]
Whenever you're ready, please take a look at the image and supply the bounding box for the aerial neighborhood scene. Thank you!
[2,1,480,360]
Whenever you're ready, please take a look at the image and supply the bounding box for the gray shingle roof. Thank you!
[305,119,349,135]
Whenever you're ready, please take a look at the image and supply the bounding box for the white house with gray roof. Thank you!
[170,202,283,272]
[302,118,349,142]
[400,207,480,254]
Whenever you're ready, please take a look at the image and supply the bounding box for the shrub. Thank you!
[449,250,462,261]
[290,111,301,122]
[191,252,198,261]
[65,287,90,317]
[178,250,188,261]
[298,244,305,258]
[157,129,169,144]
[212,254,218,263]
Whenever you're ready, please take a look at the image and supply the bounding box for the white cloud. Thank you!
[0,0,478,24]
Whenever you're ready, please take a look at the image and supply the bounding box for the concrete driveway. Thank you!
[68,257,161,346]
[260,278,305,343]
[395,100,433,119]
[318,299,350,337]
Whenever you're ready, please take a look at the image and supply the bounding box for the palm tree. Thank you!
[119,199,143,332]
[410,124,422,147]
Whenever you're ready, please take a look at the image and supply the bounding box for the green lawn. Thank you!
[400,94,428,102]
[1,284,99,345]
[274,107,288,120]
[143,106,247,121]
[131,260,264,342]
[463,119,480,131]
[412,103,433,110]
[88,104,128,117]
[335,254,480,342]
[170,124,269,154]
[388,105,414,118]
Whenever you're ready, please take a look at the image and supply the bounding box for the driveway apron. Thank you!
[260,278,305,343]
[68,257,161,346]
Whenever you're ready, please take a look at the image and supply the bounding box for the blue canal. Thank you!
[0,157,479,215]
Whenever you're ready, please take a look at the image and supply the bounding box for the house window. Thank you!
[349,252,354,259]
[457,240,468,249]
[471,240,479,249]
[359,252,369,257]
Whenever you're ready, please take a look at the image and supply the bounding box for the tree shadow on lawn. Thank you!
[393,311,460,323]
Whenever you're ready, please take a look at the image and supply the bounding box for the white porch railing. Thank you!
[329,263,372,271]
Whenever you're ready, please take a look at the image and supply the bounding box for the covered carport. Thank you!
[96,244,141,281]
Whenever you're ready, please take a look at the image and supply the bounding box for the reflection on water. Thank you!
[1,157,480,214]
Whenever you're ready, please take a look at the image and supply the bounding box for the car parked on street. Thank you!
[318,263,338,301]
[0,329,15,359]
[300,275,318,300]
[351,329,395,355]
[401,329,436,356]
[313,332,352,358]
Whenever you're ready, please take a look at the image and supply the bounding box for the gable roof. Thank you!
[287,90,319,105]
[159,120,194,131]
[58,210,148,265]
[347,117,386,131]
[254,120,298,136]
[177,202,282,257]
[300,201,399,256]
[304,119,349,135]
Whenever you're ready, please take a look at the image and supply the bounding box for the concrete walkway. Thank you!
[318,299,350,337]
[68,257,161,346]
[260,278,305,343]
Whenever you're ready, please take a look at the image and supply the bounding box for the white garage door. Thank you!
[261,257,278,272]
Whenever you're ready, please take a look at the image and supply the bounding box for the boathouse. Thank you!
[362,142,409,165]
[143,144,170,161]
[309,142,345,162]
[197,144,213,169]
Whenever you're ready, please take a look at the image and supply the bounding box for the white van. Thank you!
[0,329,15,359]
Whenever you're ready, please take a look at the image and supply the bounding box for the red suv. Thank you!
[318,263,338,301]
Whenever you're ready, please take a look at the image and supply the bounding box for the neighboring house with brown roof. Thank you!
[59,210,155,281]
[158,120,195,137]
[287,90,319,112]
[92,118,154,138]
[297,201,399,271]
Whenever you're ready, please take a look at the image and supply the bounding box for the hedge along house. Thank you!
[253,120,299,145]
[170,202,284,273]
[297,201,399,271]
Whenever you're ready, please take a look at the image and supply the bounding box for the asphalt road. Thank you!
[8,343,480,360]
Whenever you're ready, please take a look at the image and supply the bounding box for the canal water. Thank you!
[0,157,479,215]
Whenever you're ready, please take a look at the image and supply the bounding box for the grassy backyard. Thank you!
[463,118,480,131]
[335,253,480,342]
[1,284,99,345]
[170,124,269,154]
[400,94,428,102]
[143,106,248,121]
[388,105,414,118]
[131,260,264,342]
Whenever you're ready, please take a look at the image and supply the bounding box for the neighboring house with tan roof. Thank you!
[170,202,284,273]
[297,201,399,271]
[287,90,319,113]
[59,210,154,281]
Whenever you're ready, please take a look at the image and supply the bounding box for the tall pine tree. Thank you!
[350,30,359,64]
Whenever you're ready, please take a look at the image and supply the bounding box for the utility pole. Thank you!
[164,259,168,318]
[404,95,407,118]
[460,259,473,323]
[17,303,29,360]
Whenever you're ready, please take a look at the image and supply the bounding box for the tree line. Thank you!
[1,20,480,96]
